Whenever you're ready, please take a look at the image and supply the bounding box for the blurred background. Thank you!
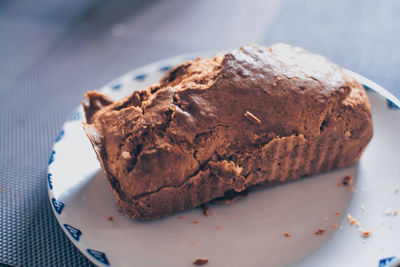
[1,0,399,266]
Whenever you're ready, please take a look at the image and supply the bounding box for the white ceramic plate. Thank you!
[48,53,400,267]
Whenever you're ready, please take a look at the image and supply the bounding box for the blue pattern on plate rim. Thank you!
[379,256,396,266]
[69,110,82,121]
[134,73,146,81]
[159,65,172,72]
[64,224,82,241]
[55,129,64,142]
[387,99,400,109]
[111,84,121,90]
[363,84,399,110]
[51,198,64,215]
[48,173,53,190]
[87,249,110,266]
[363,84,372,91]
[48,150,55,165]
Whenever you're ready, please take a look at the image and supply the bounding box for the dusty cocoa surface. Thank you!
[83,43,373,220]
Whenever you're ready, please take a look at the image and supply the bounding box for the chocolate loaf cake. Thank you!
[83,43,373,220]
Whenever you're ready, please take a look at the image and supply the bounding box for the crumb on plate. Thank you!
[332,224,338,229]
[193,258,209,265]
[347,214,359,226]
[107,216,114,221]
[342,175,353,186]
[384,209,393,216]
[284,232,291,237]
[315,229,325,235]
[361,230,371,238]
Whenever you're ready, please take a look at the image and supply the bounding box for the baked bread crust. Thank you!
[83,43,373,220]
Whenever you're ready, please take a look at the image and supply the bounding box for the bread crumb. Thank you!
[336,212,341,217]
[231,215,235,219]
[342,175,353,186]
[193,258,209,265]
[217,225,222,230]
[361,230,371,238]
[332,224,338,229]
[315,229,326,235]
[384,209,393,216]
[107,216,114,221]
[121,151,131,159]
[284,232,291,237]
[146,256,151,260]
[192,241,196,245]
[395,185,399,193]
[355,222,360,227]
[394,210,398,216]
[244,111,261,124]
[179,216,184,220]
[193,220,199,224]
[347,214,359,226]
[336,183,342,187]
[349,186,354,192]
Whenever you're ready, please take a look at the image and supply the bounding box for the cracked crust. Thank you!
[83,43,373,220]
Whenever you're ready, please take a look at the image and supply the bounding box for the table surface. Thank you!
[1,0,399,266]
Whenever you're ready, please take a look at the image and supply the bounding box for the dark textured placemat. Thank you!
[1,0,399,266]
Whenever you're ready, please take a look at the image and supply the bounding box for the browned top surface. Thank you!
[83,43,372,200]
